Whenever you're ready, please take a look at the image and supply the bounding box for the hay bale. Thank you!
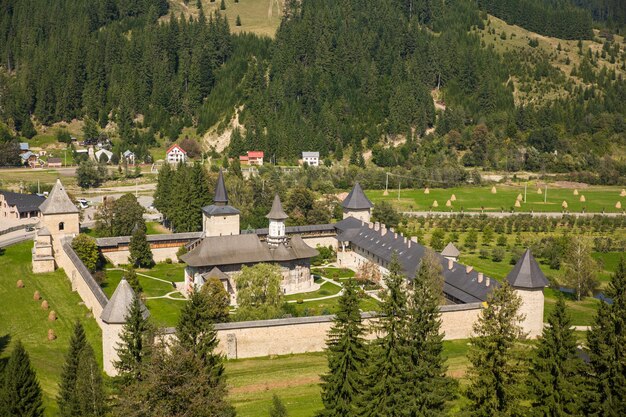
[491,186,497,194]
[621,189,626,197]
[446,200,452,207]
[424,187,430,194]
[514,200,521,208]
[573,189,579,195]
[48,311,57,321]
[450,194,457,201]
[41,300,49,310]
[616,201,622,209]
[580,195,586,202]
[47,329,56,341]
[537,188,542,194]
[33,291,41,301]
[516,193,523,201]
[562,200,568,209]
[432,200,439,208]
[16,280,24,288]
[383,189,389,196]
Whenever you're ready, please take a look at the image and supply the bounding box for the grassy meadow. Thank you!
[0,242,102,416]
[367,184,626,213]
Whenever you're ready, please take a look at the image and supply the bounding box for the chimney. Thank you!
[381,225,387,236]
[374,222,380,231]
[394,233,398,239]
[486,277,490,287]
[466,265,473,274]
[368,222,374,229]
[478,272,483,283]
[408,240,411,248]
[448,258,454,270]
[390,227,395,233]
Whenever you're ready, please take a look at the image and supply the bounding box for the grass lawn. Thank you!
[311,267,355,279]
[145,221,170,235]
[0,242,102,416]
[284,280,342,302]
[367,184,626,213]
[593,252,624,283]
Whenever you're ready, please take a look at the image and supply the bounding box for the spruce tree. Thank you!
[360,254,408,417]
[527,295,585,416]
[586,258,626,415]
[270,394,288,417]
[58,321,88,417]
[125,266,143,295]
[128,225,154,268]
[403,250,456,415]
[115,294,151,384]
[464,281,525,416]
[75,344,105,417]
[318,278,368,417]
[1,341,43,417]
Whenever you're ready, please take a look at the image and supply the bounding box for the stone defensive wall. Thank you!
[96,232,203,265]
[58,237,109,322]
[161,303,483,360]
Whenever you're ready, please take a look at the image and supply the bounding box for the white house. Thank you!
[166,144,187,164]
[122,150,136,165]
[95,149,113,163]
[302,151,320,167]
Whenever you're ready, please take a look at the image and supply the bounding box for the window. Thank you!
[58,222,64,231]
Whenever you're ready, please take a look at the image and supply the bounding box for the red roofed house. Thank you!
[240,151,264,166]
[166,144,187,164]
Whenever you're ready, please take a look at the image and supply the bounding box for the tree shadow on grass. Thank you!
[0,334,11,373]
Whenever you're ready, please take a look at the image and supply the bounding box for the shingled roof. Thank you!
[100,278,149,324]
[441,242,460,258]
[214,169,228,204]
[506,249,549,289]
[39,179,79,215]
[0,190,45,213]
[202,169,240,216]
[342,182,373,210]
[266,194,289,220]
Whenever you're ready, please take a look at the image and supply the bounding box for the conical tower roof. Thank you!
[39,179,79,215]
[100,278,149,324]
[441,242,460,258]
[266,194,288,220]
[214,169,228,205]
[342,182,373,210]
[506,249,549,289]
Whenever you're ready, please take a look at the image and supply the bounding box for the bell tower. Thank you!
[202,169,240,237]
[342,182,373,223]
[266,194,288,247]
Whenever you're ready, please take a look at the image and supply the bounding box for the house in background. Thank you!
[95,149,113,164]
[0,190,45,220]
[122,150,136,165]
[47,158,62,168]
[166,144,187,164]
[20,151,40,168]
[19,143,30,154]
[302,151,320,167]
[240,151,264,166]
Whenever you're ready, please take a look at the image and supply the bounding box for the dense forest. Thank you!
[0,0,625,182]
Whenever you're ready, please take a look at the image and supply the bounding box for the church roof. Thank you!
[0,190,45,213]
[202,266,230,281]
[441,242,460,258]
[342,182,373,210]
[100,278,149,324]
[214,169,228,204]
[202,205,241,216]
[39,179,79,215]
[266,194,289,220]
[506,249,549,289]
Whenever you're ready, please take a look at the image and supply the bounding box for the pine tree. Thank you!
[128,225,154,268]
[220,0,226,10]
[58,321,88,417]
[270,394,288,417]
[318,278,368,417]
[527,295,585,416]
[236,15,242,26]
[586,258,626,415]
[464,281,525,416]
[403,250,456,415]
[125,266,143,295]
[75,344,105,417]
[115,294,151,384]
[360,254,408,417]
[1,341,43,417]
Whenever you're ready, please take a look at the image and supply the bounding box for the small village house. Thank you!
[122,150,136,165]
[0,190,45,220]
[166,144,187,164]
[302,151,320,167]
[240,151,264,166]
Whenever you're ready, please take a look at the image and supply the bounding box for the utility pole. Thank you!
[524,182,527,203]
[544,185,547,204]
[397,179,401,201]
[385,172,389,195]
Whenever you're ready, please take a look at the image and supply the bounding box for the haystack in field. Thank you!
[514,200,521,208]
[41,300,49,310]
[424,187,430,194]
[616,201,622,209]
[47,329,56,341]
[450,194,457,201]
[580,195,586,202]
[432,200,439,207]
[16,280,24,288]
[446,200,452,207]
[33,291,41,301]
[562,201,568,209]
[491,186,497,194]
[620,189,626,197]
[573,189,579,195]
[537,188,542,194]
[516,193,523,201]
[48,311,57,321]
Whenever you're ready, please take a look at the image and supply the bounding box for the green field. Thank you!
[367,184,626,213]
[0,242,102,416]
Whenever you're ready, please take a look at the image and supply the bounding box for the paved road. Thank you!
[403,211,625,218]
[0,230,35,248]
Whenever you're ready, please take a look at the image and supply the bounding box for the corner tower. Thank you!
[266,194,288,247]
[202,169,240,236]
[342,182,373,223]
[506,249,549,338]
[39,179,80,244]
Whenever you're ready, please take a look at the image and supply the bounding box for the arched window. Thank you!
[58,222,64,231]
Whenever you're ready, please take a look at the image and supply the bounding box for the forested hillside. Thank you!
[0,0,625,182]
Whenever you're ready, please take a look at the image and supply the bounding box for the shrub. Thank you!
[479,248,490,259]
[492,247,505,262]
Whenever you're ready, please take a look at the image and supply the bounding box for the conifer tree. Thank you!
[586,258,626,415]
[75,344,105,417]
[464,281,525,416]
[270,394,288,417]
[403,250,456,415]
[125,266,143,295]
[58,321,88,417]
[527,295,585,416]
[1,341,43,417]
[115,294,151,384]
[128,225,154,268]
[360,254,408,417]
[318,278,368,417]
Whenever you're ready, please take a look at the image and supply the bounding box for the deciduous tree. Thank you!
[235,263,284,320]
[562,237,599,301]
[71,234,100,272]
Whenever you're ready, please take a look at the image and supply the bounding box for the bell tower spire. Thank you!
[266,194,288,247]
